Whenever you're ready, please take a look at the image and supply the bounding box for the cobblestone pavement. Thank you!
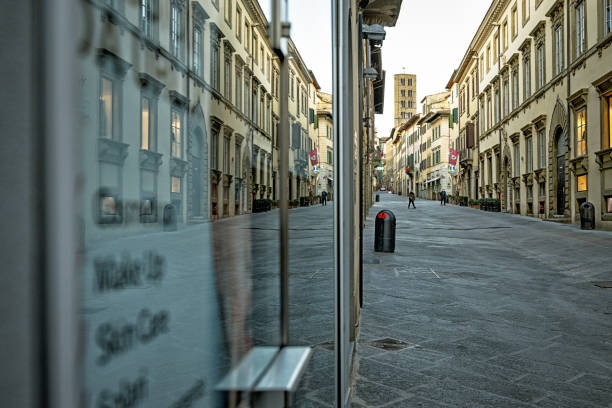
[349,192,612,408]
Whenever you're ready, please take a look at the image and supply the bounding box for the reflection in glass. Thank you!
[100,78,112,139]
[171,108,182,158]
[101,196,116,215]
[141,97,150,150]
[171,176,181,193]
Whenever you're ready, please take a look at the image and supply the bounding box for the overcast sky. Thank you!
[277,0,493,138]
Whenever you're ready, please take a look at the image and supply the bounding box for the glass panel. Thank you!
[577,174,587,191]
[608,96,612,148]
[141,97,150,150]
[100,77,113,139]
[78,1,335,406]
[576,108,587,156]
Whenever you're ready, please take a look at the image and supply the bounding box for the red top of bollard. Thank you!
[376,211,388,219]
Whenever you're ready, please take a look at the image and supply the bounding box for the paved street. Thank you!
[350,192,612,408]
[80,193,611,406]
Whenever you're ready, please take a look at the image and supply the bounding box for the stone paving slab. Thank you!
[350,193,612,408]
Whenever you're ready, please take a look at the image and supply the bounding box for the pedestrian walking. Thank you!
[321,191,327,206]
[440,190,446,206]
[408,191,416,208]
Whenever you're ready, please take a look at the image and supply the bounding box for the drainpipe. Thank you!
[493,22,502,203]
[186,1,190,219]
[566,0,571,219]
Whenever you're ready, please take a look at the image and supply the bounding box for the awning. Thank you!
[425,177,440,184]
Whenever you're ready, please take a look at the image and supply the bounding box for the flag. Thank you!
[449,148,459,166]
[309,148,318,165]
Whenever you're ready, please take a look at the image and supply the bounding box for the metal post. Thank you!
[41,0,80,406]
[332,0,353,405]
[271,0,290,349]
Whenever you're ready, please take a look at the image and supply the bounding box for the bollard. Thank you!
[579,202,595,230]
[375,194,380,202]
[374,210,396,252]
[163,204,177,231]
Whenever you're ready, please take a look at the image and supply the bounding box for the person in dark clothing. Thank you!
[440,190,447,206]
[408,191,416,208]
[321,191,327,206]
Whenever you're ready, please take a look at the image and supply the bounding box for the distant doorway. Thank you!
[555,128,566,215]
[192,130,203,217]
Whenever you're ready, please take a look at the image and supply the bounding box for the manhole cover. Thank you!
[593,281,612,288]
[368,337,412,351]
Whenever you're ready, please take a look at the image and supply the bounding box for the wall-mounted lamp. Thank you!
[363,66,378,79]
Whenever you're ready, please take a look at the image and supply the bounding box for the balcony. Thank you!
[459,148,473,166]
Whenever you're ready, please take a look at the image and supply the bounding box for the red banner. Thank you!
[309,148,318,165]
[449,148,459,166]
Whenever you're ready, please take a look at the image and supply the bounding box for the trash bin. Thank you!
[163,204,177,231]
[579,202,595,230]
[375,194,380,202]
[374,210,396,252]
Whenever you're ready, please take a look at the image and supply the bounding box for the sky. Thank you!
[278,0,494,138]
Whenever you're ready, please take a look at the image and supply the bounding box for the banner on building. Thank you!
[309,148,318,165]
[449,148,459,166]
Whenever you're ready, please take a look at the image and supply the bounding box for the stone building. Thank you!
[417,91,452,199]
[394,73,418,128]
[287,44,320,203]
[455,0,612,227]
[391,113,422,196]
[316,91,335,199]
[79,0,323,235]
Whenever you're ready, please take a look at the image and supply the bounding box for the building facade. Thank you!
[393,113,422,196]
[394,73,418,128]
[316,91,335,199]
[448,47,481,204]
[417,92,452,199]
[458,0,612,227]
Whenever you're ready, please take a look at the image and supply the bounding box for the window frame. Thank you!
[140,0,156,41]
[605,0,612,37]
[536,42,545,89]
[514,142,521,177]
[512,67,519,110]
[575,0,586,58]
[526,135,533,172]
[575,107,587,156]
[210,24,222,91]
[553,23,563,76]
[537,127,546,169]
[170,0,185,61]
[97,51,130,141]
[224,0,233,28]
[522,0,531,26]
[512,4,519,39]
[523,55,531,100]
[170,106,184,159]
[193,24,203,77]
